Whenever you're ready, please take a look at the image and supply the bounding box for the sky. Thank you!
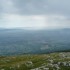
[0,0,70,29]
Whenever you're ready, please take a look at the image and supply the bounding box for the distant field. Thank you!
[0,52,70,70]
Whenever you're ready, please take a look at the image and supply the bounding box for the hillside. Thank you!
[0,52,70,70]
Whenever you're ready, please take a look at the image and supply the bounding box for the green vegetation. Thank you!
[0,52,70,70]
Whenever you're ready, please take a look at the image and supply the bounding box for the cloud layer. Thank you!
[0,0,70,29]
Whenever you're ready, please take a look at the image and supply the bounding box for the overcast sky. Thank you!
[0,0,70,29]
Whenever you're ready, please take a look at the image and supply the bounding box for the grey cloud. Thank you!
[0,0,18,15]
[0,0,70,16]
[11,0,70,16]
[12,0,48,15]
[0,0,70,29]
[47,0,70,16]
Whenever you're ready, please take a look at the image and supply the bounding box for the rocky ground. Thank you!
[0,52,70,70]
